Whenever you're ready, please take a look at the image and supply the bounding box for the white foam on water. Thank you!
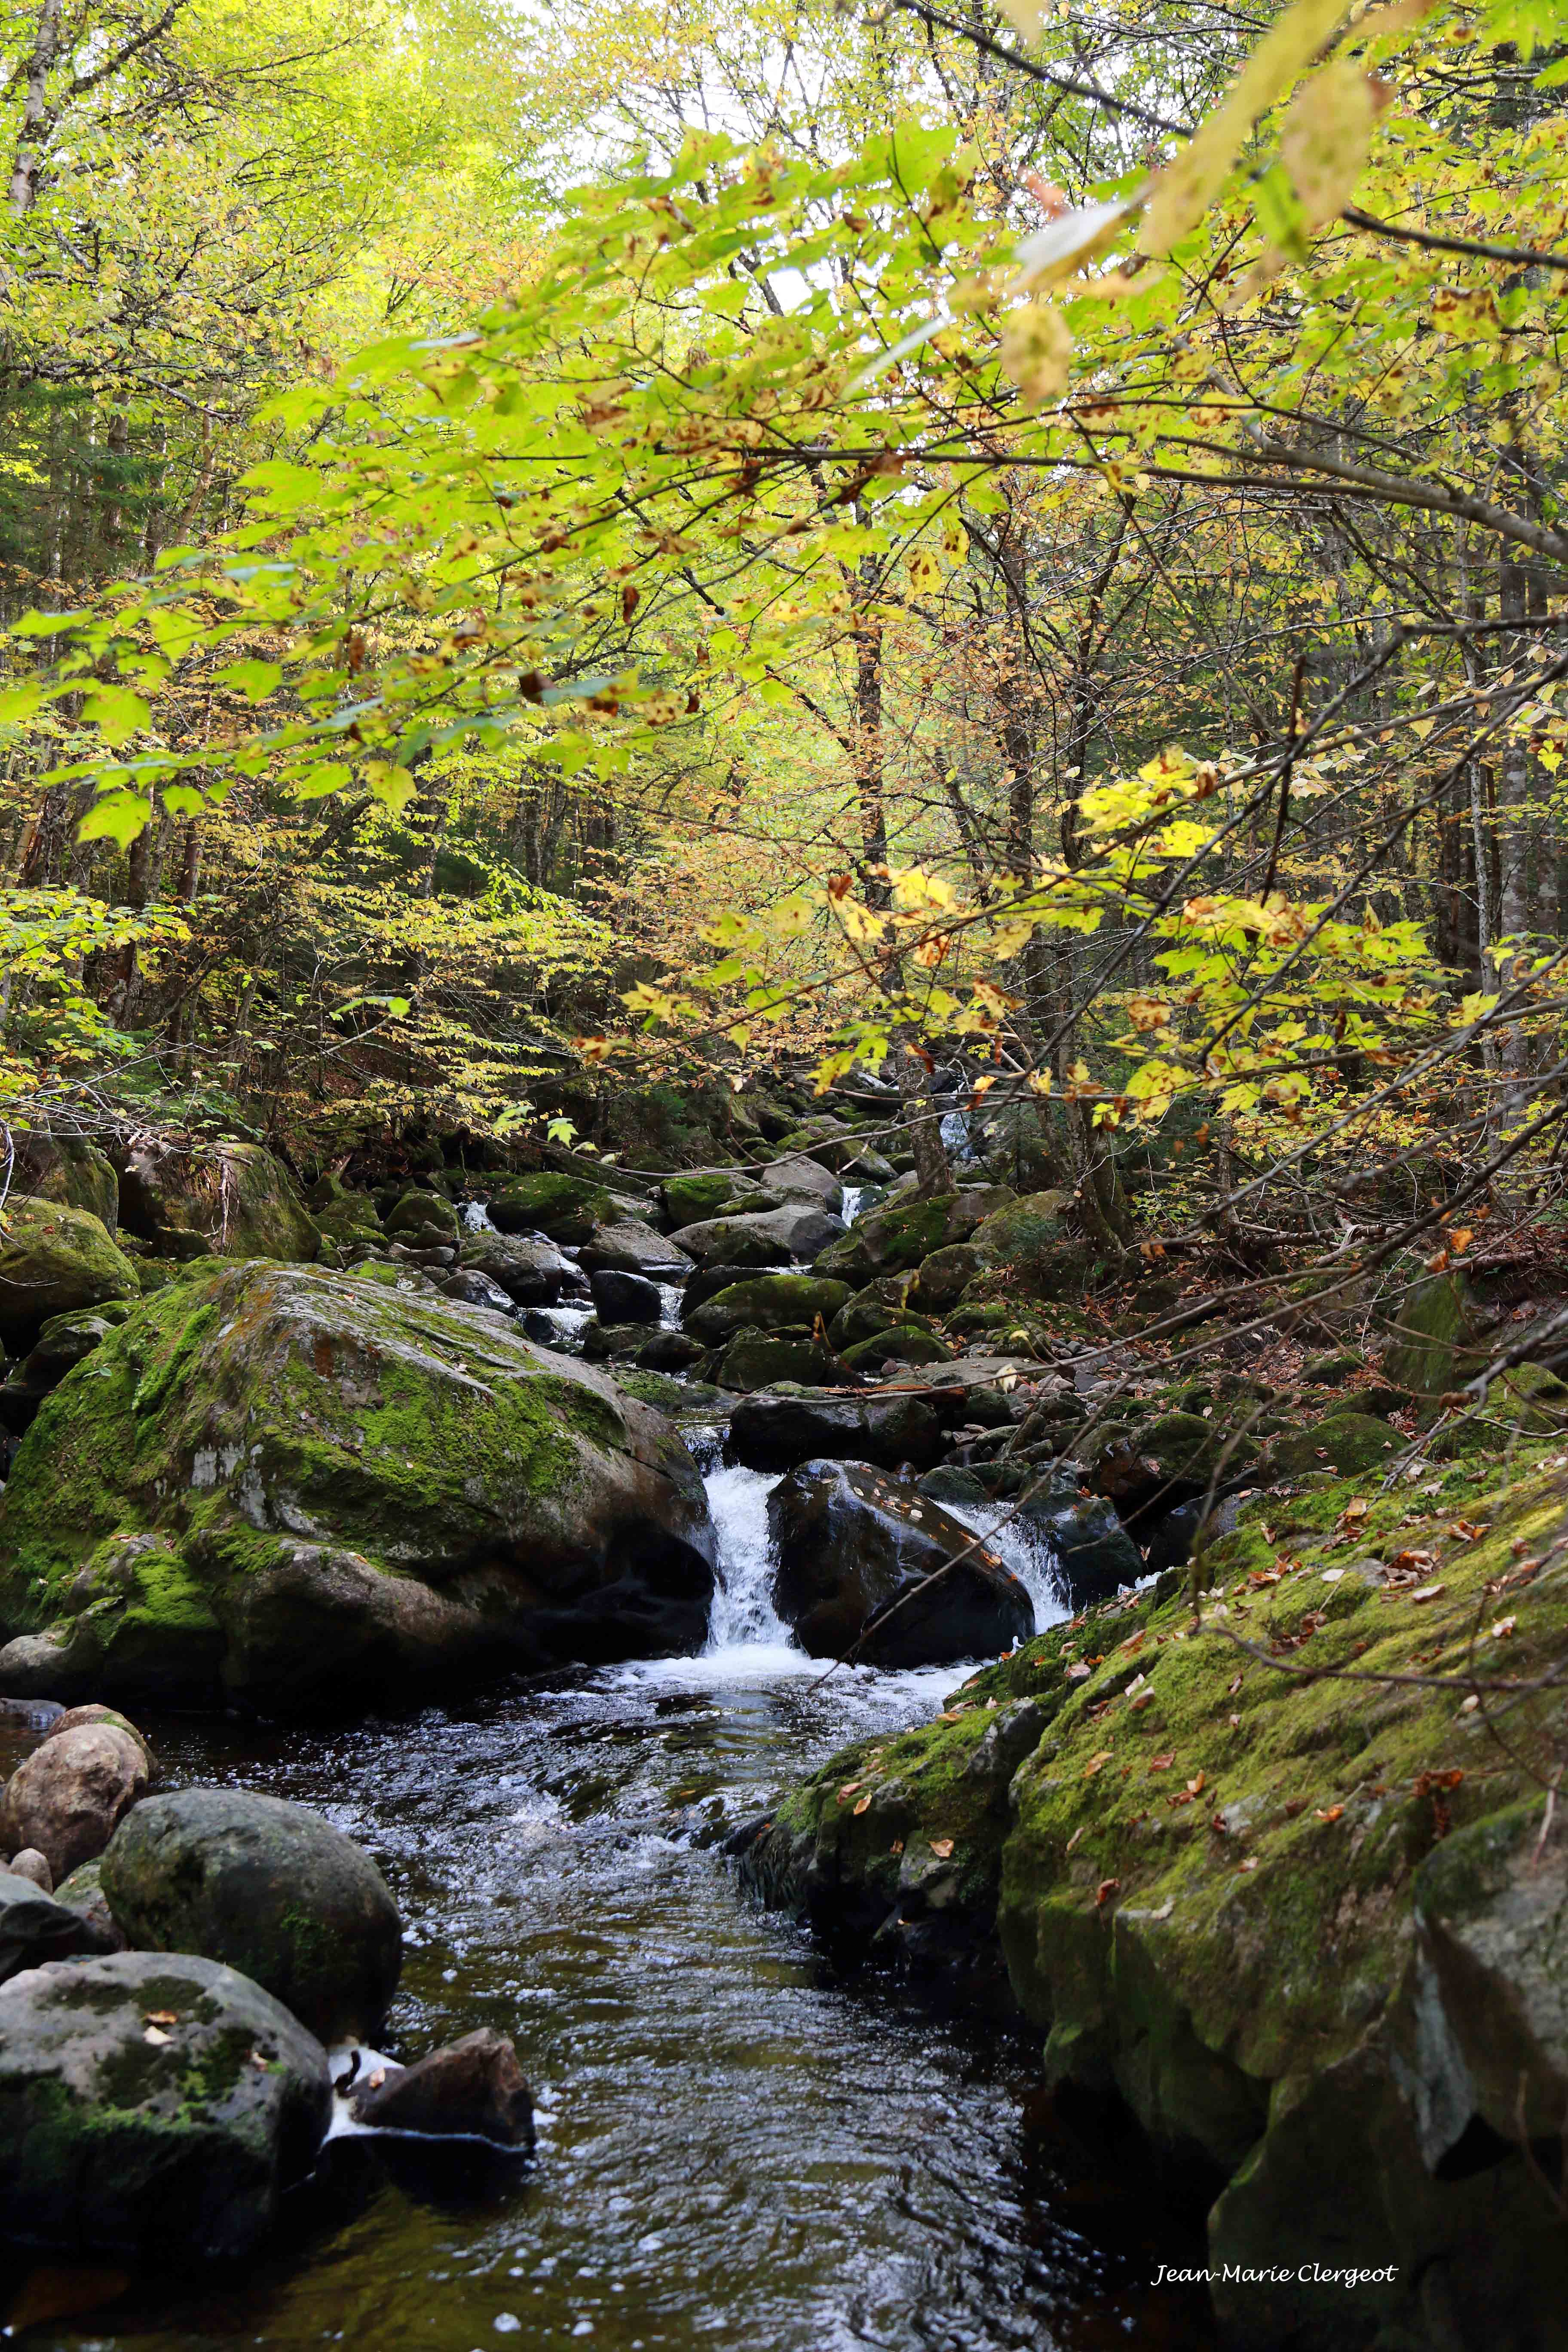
[655,1283,685,1330]
[701,1458,794,1652]
[463,1200,495,1231]
[940,1498,1068,1635]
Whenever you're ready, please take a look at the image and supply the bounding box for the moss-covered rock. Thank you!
[710,1329,840,1391]
[10,1134,119,1229]
[1265,1412,1400,1479]
[116,1140,319,1264]
[826,1275,923,1351]
[1379,1268,1488,1404]
[0,1948,331,2262]
[382,1188,460,1243]
[659,1168,761,1228]
[840,1326,955,1370]
[746,1445,1568,2350]
[906,1245,980,1314]
[0,1261,715,1715]
[686,1274,851,1346]
[970,1188,1072,1268]
[670,1203,844,1268]
[812,1190,1004,1283]
[484,1170,612,1242]
[102,1788,401,2043]
[0,1197,141,1351]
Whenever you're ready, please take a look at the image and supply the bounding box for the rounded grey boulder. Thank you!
[0,1948,331,2260]
[101,1788,402,2043]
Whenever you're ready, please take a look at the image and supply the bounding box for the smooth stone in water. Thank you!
[589,1267,663,1325]
[0,1723,148,1882]
[101,1788,402,2044]
[729,1388,948,1473]
[0,1867,116,1981]
[0,1950,331,2261]
[349,2027,534,2149]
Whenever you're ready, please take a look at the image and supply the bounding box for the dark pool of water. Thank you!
[6,1654,1215,2352]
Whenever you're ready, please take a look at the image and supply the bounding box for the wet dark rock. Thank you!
[0,1263,717,1712]
[102,1788,402,2043]
[729,1388,947,1473]
[669,1203,845,1268]
[1014,1471,1144,1608]
[711,1330,842,1392]
[458,1232,585,1306]
[349,2027,534,2150]
[768,1460,1032,1666]
[0,1723,149,1882]
[0,1949,331,2261]
[581,1319,652,1360]
[590,1268,663,1324]
[0,1868,117,1981]
[438,1268,516,1315]
[840,1327,954,1372]
[636,1328,706,1372]
[906,1246,981,1313]
[1090,1409,1256,1521]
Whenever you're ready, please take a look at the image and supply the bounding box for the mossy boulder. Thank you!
[1266,1412,1400,1480]
[382,1188,460,1243]
[826,1275,921,1351]
[1091,1409,1257,1520]
[744,1445,1568,2349]
[659,1168,761,1228]
[116,1140,319,1264]
[102,1788,401,2043]
[0,1868,116,1983]
[670,1203,845,1268]
[9,1134,119,1230]
[970,1188,1072,1268]
[0,1197,141,1352]
[1379,1268,1489,1405]
[729,1387,949,1473]
[458,1233,582,1306]
[484,1171,612,1242]
[840,1326,955,1371]
[710,1329,840,1391]
[906,1245,980,1314]
[812,1190,1004,1283]
[685,1274,851,1346]
[0,1262,716,1715]
[0,1949,331,2262]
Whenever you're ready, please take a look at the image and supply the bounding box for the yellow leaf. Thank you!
[929,1836,955,1858]
[1280,59,1383,227]
[998,299,1074,403]
[1140,0,1354,256]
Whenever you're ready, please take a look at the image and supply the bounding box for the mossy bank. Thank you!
[742,1442,1568,2351]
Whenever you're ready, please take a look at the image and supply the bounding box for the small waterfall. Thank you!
[940,1499,1068,1635]
[691,1434,795,1653]
[840,1184,868,1226]
[462,1200,494,1232]
[656,1282,685,1330]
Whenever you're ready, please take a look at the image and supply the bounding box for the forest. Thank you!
[0,0,1565,2343]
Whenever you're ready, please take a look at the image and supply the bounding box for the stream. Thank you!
[6,1447,1215,2352]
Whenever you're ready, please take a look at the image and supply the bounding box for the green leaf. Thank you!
[76,792,153,848]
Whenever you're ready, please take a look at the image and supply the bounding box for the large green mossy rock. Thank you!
[0,1197,141,1351]
[1380,1268,1488,1404]
[102,1788,401,2043]
[710,1329,841,1391]
[743,1448,1568,2349]
[117,1141,319,1264]
[840,1326,954,1371]
[812,1188,1010,1283]
[0,1262,715,1715]
[659,1168,761,1228]
[484,1171,613,1241]
[0,1949,331,2263]
[685,1274,851,1346]
[10,1134,119,1230]
[1266,1410,1398,1479]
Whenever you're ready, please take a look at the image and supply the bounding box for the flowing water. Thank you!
[6,1455,1215,2352]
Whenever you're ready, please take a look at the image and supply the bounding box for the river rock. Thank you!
[768,1460,1032,1666]
[0,1197,141,1352]
[383,1187,460,1243]
[0,1949,331,2260]
[50,1857,127,1950]
[0,1868,116,1980]
[579,1221,693,1278]
[760,1152,844,1212]
[590,1268,662,1324]
[102,1788,402,2043]
[438,1268,516,1315]
[659,1168,764,1227]
[458,1232,584,1305]
[116,1138,320,1262]
[1015,1470,1143,1608]
[0,1723,149,1881]
[711,1331,841,1392]
[812,1188,1011,1283]
[729,1387,948,1473]
[669,1203,845,1268]
[485,1172,613,1242]
[685,1273,851,1346]
[636,1328,705,1372]
[349,2026,534,2148]
[0,1262,717,1713]
[5,1849,52,1891]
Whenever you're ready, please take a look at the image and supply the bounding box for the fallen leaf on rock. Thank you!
[1065,1662,1092,1680]
[1227,1675,1242,1696]
[1130,1690,1154,1712]
[141,2027,171,2047]
[1083,1749,1113,1778]
[890,1839,905,1855]
[929,1838,955,1859]
[1237,1856,1259,1873]
[367,2067,386,2089]
[1149,1752,1176,1772]
[1489,1615,1517,1640]
[853,1795,872,1815]
[143,2012,178,2027]
[249,2051,271,2071]
[837,1782,862,1803]
[1412,1584,1445,1604]
[1315,1805,1344,1823]
[1186,1773,1206,1795]
[1095,1878,1121,1906]
[1066,1824,1085,1853]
